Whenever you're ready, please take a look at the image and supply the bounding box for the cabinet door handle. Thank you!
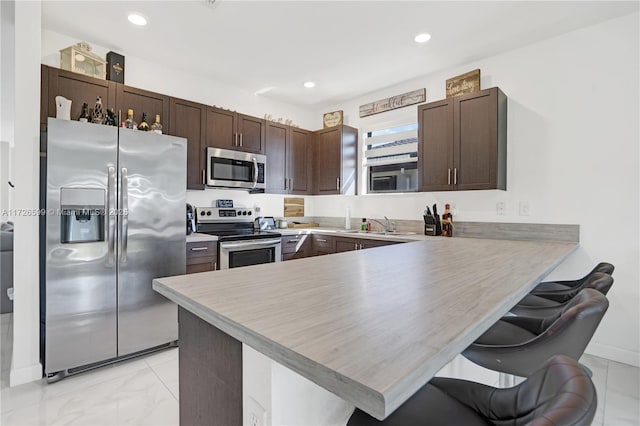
[214,262,217,270]
[190,247,209,251]
[288,239,300,243]
[234,133,238,146]
[240,133,243,147]
[454,168,458,185]
[316,239,327,242]
[448,168,451,185]
[360,244,363,250]
[336,177,340,191]
[202,169,206,185]
[354,243,358,250]
[284,178,288,190]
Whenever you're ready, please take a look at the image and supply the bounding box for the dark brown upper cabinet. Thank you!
[116,85,170,133]
[313,125,358,195]
[42,64,116,127]
[289,127,312,194]
[265,122,288,194]
[418,87,507,191]
[206,107,265,154]
[265,123,313,194]
[169,98,207,190]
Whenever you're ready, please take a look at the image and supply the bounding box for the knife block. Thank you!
[423,216,442,236]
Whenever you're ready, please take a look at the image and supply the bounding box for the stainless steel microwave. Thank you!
[206,147,266,190]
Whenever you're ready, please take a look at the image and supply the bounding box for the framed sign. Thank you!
[359,89,426,118]
[446,69,481,98]
[323,110,343,128]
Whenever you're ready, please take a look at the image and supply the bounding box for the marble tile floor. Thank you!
[1,312,638,425]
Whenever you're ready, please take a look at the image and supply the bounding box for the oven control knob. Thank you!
[242,211,247,215]
[248,211,252,216]
[200,211,205,216]
[206,211,212,216]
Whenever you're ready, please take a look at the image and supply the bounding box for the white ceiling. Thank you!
[41,1,639,109]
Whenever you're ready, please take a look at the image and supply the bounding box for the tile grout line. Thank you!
[146,358,179,402]
[601,358,609,425]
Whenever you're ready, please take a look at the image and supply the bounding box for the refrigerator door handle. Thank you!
[107,166,116,266]
[120,167,129,263]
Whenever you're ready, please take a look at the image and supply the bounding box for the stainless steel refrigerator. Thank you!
[43,118,186,380]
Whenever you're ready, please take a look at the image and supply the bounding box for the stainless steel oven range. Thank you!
[195,206,281,269]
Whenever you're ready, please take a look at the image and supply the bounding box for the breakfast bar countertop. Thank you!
[153,237,578,420]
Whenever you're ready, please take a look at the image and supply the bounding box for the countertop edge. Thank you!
[381,241,579,417]
[152,279,387,419]
[186,233,219,243]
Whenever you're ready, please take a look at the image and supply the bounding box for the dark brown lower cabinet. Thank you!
[186,241,217,274]
[311,234,335,257]
[335,237,359,253]
[335,236,400,252]
[281,234,312,260]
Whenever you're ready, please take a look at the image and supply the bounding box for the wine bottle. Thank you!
[79,103,90,123]
[105,108,118,126]
[151,114,163,134]
[91,96,104,124]
[124,109,137,129]
[137,112,150,131]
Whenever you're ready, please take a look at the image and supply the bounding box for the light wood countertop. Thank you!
[153,237,577,419]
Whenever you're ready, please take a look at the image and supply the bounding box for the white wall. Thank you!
[312,12,640,365]
[9,0,43,386]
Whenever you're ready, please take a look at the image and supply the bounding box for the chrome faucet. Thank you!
[370,216,396,233]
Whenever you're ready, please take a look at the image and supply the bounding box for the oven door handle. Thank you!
[220,238,281,250]
[252,157,259,189]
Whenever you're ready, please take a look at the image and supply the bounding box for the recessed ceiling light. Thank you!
[414,33,431,43]
[303,82,316,88]
[128,13,147,26]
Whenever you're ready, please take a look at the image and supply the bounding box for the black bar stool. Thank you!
[463,289,608,379]
[347,355,596,426]
[530,262,614,296]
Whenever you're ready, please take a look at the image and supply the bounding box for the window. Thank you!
[362,122,418,193]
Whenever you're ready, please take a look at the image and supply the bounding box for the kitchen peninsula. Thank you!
[153,237,577,424]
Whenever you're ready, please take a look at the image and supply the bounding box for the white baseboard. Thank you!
[10,363,42,386]
[585,342,640,367]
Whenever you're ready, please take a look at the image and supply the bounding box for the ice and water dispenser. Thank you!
[60,188,105,243]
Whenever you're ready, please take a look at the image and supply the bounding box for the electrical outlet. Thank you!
[247,397,266,426]
[519,201,530,216]
[496,202,506,216]
[249,412,260,426]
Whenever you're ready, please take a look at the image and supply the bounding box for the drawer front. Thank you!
[186,256,217,274]
[187,241,217,259]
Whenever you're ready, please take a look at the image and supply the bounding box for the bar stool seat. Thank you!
[347,355,596,426]
[463,289,608,377]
